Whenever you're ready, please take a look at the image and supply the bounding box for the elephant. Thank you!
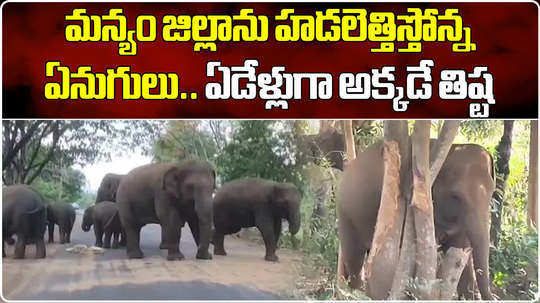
[2,185,47,259]
[82,201,124,248]
[47,203,76,244]
[116,160,216,260]
[212,178,301,262]
[299,126,345,171]
[96,173,124,203]
[337,140,495,300]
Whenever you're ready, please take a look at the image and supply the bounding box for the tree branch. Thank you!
[2,121,42,169]
[429,120,460,187]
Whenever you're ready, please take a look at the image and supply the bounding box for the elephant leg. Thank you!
[103,231,113,248]
[457,255,477,299]
[255,213,278,262]
[119,229,127,247]
[94,224,104,247]
[35,237,46,259]
[59,227,66,244]
[48,222,54,243]
[112,232,120,249]
[213,231,226,256]
[338,216,367,289]
[159,226,168,249]
[187,216,200,247]
[273,218,282,248]
[14,233,26,259]
[125,223,143,259]
[66,223,73,243]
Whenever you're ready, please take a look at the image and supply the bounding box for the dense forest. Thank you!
[2,120,537,300]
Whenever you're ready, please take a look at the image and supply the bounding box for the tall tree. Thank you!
[363,120,466,300]
[490,120,515,246]
[528,120,538,228]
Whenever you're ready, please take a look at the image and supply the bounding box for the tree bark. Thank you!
[437,247,472,300]
[389,204,417,300]
[365,141,402,299]
[528,120,538,228]
[491,120,515,245]
[429,120,460,186]
[410,120,438,300]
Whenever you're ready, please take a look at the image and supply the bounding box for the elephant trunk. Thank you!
[81,207,94,232]
[464,207,493,300]
[194,190,213,258]
[288,208,301,235]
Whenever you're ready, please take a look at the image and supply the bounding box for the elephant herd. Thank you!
[2,127,496,300]
[3,160,302,263]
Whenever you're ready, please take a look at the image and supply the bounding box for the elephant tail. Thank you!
[104,210,120,232]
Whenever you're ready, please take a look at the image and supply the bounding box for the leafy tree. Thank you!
[2,120,164,185]
[33,167,86,204]
[218,121,303,187]
[153,121,219,164]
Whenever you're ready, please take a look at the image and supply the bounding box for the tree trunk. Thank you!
[528,120,538,228]
[437,247,472,299]
[343,120,356,165]
[490,120,515,245]
[389,204,416,300]
[410,120,438,300]
[365,141,402,300]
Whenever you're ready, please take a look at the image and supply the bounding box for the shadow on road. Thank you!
[7,280,282,300]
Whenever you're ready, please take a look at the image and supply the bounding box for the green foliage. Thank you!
[153,121,219,164]
[32,167,86,204]
[75,191,96,209]
[217,121,303,187]
[354,120,384,151]
[488,121,537,299]
[278,156,353,299]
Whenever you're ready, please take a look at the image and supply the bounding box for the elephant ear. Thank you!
[162,166,183,199]
[271,184,289,210]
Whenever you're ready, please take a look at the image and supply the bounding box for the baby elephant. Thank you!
[82,201,124,249]
[47,203,76,244]
[213,178,301,262]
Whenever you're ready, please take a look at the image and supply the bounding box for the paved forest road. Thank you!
[2,214,301,300]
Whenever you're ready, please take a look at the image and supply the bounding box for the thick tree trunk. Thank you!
[389,204,416,300]
[410,120,438,300]
[365,141,402,300]
[491,120,515,245]
[528,120,538,228]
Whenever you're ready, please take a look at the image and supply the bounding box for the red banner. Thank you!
[2,2,538,118]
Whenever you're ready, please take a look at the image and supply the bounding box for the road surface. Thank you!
[2,214,301,300]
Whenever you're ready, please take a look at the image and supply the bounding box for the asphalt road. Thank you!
[2,214,300,300]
